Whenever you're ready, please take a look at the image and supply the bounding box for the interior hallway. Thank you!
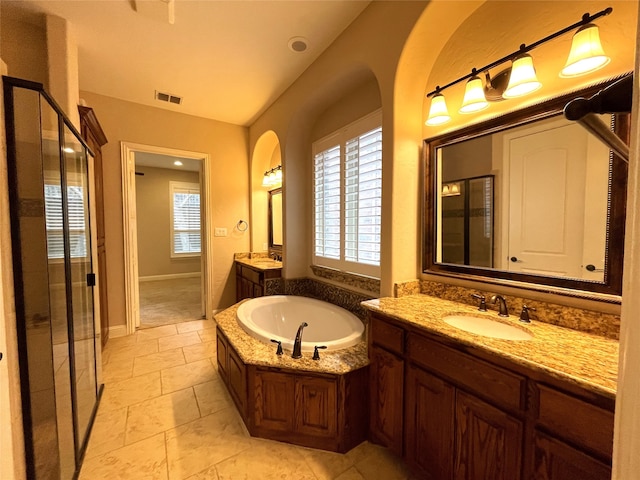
[82,319,414,479]
[139,277,203,328]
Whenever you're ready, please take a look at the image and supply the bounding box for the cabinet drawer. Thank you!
[408,334,525,412]
[537,385,614,460]
[370,316,404,354]
[242,266,261,284]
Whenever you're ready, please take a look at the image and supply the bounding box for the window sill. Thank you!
[310,265,380,295]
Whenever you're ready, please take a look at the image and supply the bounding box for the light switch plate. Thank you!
[214,227,227,237]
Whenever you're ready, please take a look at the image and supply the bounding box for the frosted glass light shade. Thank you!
[426,93,451,126]
[459,76,489,114]
[503,54,542,98]
[275,167,283,181]
[560,24,610,77]
[262,173,271,187]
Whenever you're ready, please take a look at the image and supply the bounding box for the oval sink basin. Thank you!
[443,315,533,341]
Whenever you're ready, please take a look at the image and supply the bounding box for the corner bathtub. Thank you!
[236,295,364,352]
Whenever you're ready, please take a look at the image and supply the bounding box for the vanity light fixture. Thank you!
[425,7,613,126]
[262,165,282,188]
[459,72,489,113]
[441,182,461,197]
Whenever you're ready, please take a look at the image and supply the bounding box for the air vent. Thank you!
[155,90,182,105]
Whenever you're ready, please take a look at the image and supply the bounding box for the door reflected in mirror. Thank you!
[268,188,282,251]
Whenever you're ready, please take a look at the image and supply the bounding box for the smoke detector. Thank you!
[155,90,182,105]
[288,37,308,53]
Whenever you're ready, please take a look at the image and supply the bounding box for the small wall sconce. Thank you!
[426,7,613,126]
[441,182,461,197]
[262,165,282,188]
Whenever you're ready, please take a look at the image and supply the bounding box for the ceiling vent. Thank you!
[155,90,182,105]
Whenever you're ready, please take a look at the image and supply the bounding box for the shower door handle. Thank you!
[87,273,96,287]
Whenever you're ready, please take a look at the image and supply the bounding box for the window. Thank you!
[44,183,87,260]
[313,111,382,278]
[170,181,201,257]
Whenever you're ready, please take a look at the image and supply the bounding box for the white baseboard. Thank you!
[109,325,128,338]
[139,272,201,282]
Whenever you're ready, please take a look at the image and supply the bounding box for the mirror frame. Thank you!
[423,79,630,297]
[268,187,283,253]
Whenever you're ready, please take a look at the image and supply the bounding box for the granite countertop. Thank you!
[362,295,618,399]
[214,303,369,375]
[235,257,283,271]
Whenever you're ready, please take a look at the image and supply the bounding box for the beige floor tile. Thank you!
[133,348,186,377]
[99,371,162,411]
[137,324,179,342]
[105,340,159,364]
[216,438,316,480]
[177,319,215,334]
[184,465,219,480]
[102,357,134,383]
[197,328,217,343]
[161,359,216,394]
[159,332,202,352]
[193,378,234,416]
[79,433,167,480]
[335,467,366,480]
[125,388,201,445]
[84,407,128,459]
[183,341,216,363]
[165,408,252,480]
[301,446,355,480]
[105,334,138,350]
[354,444,412,480]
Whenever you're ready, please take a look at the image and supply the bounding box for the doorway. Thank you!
[121,143,212,334]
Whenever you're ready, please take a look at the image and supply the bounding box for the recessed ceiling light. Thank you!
[63,147,75,153]
[288,36,308,53]
[174,160,183,166]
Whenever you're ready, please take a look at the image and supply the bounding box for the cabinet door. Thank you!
[216,328,228,380]
[228,347,247,417]
[253,370,295,432]
[295,376,337,438]
[405,366,454,480]
[369,345,404,456]
[253,282,263,298]
[454,390,523,480]
[532,431,611,480]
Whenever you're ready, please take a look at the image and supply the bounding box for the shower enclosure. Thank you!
[3,76,102,479]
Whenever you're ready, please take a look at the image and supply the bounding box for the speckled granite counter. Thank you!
[234,257,283,271]
[214,303,369,374]
[362,295,618,398]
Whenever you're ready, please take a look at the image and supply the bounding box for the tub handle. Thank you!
[270,339,283,355]
[313,345,327,361]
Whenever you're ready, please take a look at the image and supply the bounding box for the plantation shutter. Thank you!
[314,145,341,259]
[172,183,201,255]
[44,184,87,259]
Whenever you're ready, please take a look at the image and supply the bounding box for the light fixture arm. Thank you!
[426,7,613,98]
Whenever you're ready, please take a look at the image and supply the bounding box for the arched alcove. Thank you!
[251,130,281,252]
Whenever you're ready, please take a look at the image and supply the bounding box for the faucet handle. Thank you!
[471,293,487,311]
[519,305,536,324]
[313,345,327,361]
[270,339,283,355]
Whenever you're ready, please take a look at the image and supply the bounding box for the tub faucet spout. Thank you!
[292,322,308,359]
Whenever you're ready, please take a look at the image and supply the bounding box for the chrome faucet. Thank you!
[291,322,308,359]
[491,295,509,317]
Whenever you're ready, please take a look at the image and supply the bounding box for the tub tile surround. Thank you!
[310,265,381,295]
[392,279,620,340]
[215,303,369,374]
[80,319,410,479]
[363,294,618,397]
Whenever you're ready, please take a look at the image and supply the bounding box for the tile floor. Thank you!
[81,319,414,479]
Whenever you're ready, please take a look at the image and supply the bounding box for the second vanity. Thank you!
[363,294,617,480]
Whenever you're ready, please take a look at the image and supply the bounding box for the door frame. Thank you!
[120,142,211,334]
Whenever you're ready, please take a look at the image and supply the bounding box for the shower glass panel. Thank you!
[4,76,102,479]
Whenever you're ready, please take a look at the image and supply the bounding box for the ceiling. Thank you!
[135,151,201,172]
[2,0,371,126]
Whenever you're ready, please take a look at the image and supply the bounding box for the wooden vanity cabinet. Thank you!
[235,262,281,302]
[368,312,613,480]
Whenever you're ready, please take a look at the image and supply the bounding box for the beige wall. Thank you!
[0,14,48,85]
[135,165,201,277]
[80,92,250,325]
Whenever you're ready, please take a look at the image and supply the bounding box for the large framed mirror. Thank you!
[268,188,283,253]
[424,79,629,297]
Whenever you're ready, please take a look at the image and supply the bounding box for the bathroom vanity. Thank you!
[364,295,616,480]
[234,257,282,302]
